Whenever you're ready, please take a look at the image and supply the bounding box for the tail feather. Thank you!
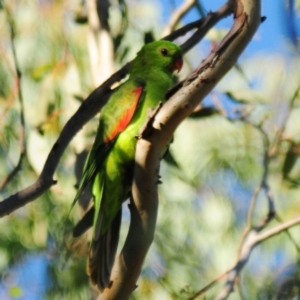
[88,208,122,291]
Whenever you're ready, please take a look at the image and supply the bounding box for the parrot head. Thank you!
[130,40,183,76]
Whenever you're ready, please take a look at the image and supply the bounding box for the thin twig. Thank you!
[229,121,275,298]
[188,213,300,300]
[163,0,198,36]
[186,270,230,300]
[275,214,300,253]
[215,85,299,299]
[0,4,26,191]
[269,85,300,157]
[163,19,206,41]
[181,0,234,54]
[215,215,300,300]
[163,1,234,54]
[236,185,260,255]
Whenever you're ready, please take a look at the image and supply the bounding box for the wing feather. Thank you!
[72,78,145,216]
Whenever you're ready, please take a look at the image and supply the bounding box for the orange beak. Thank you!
[172,56,183,73]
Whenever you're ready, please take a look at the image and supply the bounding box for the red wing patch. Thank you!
[104,86,143,143]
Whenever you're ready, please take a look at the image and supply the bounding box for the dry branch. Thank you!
[188,212,300,300]
[215,215,300,300]
[187,82,300,300]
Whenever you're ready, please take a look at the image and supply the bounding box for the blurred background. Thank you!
[0,0,300,299]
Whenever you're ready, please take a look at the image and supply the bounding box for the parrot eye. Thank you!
[160,48,168,56]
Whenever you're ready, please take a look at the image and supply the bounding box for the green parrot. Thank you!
[73,40,183,291]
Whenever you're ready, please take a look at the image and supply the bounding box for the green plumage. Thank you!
[73,40,183,291]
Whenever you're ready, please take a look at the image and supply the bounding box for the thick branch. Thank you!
[0,0,261,294]
[98,117,161,299]
[0,5,232,216]
[97,0,261,298]
[155,0,261,151]
[0,80,115,216]
[87,0,115,86]
[0,0,263,299]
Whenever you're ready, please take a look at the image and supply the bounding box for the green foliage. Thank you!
[0,1,300,299]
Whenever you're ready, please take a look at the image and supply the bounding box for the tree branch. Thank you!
[97,106,163,299]
[156,0,260,144]
[0,4,232,216]
[215,215,300,300]
[87,0,115,86]
[163,0,198,36]
[98,0,261,298]
[164,1,234,54]
[236,122,274,258]
[0,78,115,216]
[0,0,264,298]
[187,69,300,300]
[186,270,230,300]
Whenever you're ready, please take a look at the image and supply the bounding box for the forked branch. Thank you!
[0,0,233,216]
[98,0,261,298]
